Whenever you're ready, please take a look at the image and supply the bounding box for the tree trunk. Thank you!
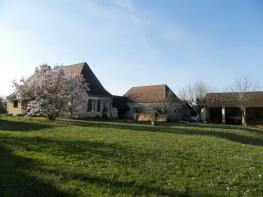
[241,108,247,126]
[196,112,201,122]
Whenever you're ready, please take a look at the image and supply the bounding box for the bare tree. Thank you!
[163,90,176,117]
[179,81,209,119]
[160,90,182,120]
[149,88,179,120]
[229,77,259,126]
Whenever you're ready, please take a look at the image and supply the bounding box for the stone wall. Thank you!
[133,113,168,122]
[125,102,190,121]
[74,96,112,119]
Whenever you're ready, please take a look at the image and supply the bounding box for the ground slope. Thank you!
[0,116,262,196]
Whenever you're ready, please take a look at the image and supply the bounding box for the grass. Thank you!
[0,116,262,196]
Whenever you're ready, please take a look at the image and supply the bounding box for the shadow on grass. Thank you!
[0,136,217,197]
[42,168,217,197]
[0,119,54,132]
[70,121,263,147]
[0,135,131,159]
[186,123,263,136]
[0,144,70,197]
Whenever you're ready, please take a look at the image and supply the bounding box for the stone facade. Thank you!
[73,96,112,119]
[7,100,23,115]
[121,85,192,121]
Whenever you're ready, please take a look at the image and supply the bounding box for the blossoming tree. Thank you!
[14,64,89,120]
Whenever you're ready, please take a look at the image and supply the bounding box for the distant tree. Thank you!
[179,81,209,119]
[229,77,259,126]
[14,64,89,120]
[0,97,7,114]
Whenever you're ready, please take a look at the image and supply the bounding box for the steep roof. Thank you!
[6,92,17,100]
[7,62,112,100]
[63,62,112,97]
[124,84,181,103]
[205,92,263,108]
[63,63,85,74]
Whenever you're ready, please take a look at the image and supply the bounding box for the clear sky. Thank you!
[0,0,263,97]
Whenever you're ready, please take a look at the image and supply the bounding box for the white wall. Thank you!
[73,96,112,119]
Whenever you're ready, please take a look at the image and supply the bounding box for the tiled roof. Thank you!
[63,62,112,97]
[63,63,85,74]
[205,92,263,108]
[124,84,181,103]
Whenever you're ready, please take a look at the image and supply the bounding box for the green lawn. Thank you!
[0,116,262,197]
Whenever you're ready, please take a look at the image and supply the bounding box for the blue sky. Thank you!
[0,0,263,96]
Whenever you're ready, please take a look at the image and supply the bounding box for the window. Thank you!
[13,101,18,108]
[97,100,101,112]
[87,100,93,112]
[92,100,96,111]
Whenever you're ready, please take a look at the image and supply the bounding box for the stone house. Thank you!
[202,92,263,124]
[7,62,113,118]
[118,84,191,120]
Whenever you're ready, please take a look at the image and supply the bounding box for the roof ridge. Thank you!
[64,62,86,67]
[130,84,167,89]
[124,84,179,103]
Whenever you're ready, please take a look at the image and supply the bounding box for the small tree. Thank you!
[14,64,89,120]
[229,77,259,126]
[179,81,209,120]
